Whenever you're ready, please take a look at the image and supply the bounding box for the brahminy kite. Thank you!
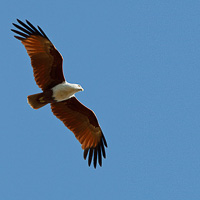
[11,19,107,168]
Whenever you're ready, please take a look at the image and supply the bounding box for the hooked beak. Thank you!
[79,86,84,91]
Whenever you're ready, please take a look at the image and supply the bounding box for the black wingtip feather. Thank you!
[17,19,36,34]
[14,35,24,40]
[88,148,93,166]
[38,25,49,39]
[101,144,106,159]
[83,148,89,160]
[83,133,107,168]
[97,145,102,166]
[25,20,41,35]
[11,29,29,38]
[102,133,107,147]
[93,148,97,168]
[12,23,31,35]
[12,19,49,40]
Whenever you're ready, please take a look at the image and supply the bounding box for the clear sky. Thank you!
[1,0,200,199]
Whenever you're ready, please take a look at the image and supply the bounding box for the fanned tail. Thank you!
[27,92,48,109]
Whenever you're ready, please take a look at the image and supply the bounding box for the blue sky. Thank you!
[1,0,200,199]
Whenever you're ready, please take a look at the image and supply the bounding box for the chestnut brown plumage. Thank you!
[12,19,65,90]
[11,19,107,168]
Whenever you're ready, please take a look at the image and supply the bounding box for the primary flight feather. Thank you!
[11,19,107,168]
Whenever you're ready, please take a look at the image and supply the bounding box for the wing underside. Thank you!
[12,19,65,90]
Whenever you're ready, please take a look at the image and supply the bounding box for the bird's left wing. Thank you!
[51,97,107,168]
[11,19,65,91]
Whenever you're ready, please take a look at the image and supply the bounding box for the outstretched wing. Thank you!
[11,19,65,91]
[51,97,107,168]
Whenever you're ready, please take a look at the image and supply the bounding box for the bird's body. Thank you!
[52,82,83,102]
[11,19,107,168]
[27,81,83,109]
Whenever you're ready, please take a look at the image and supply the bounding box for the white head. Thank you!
[74,84,84,92]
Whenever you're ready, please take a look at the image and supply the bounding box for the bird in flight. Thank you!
[11,19,107,168]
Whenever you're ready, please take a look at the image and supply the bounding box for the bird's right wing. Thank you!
[11,19,65,91]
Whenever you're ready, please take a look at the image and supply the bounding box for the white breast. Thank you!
[52,82,76,102]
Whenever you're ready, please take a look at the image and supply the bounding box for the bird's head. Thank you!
[76,84,84,92]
